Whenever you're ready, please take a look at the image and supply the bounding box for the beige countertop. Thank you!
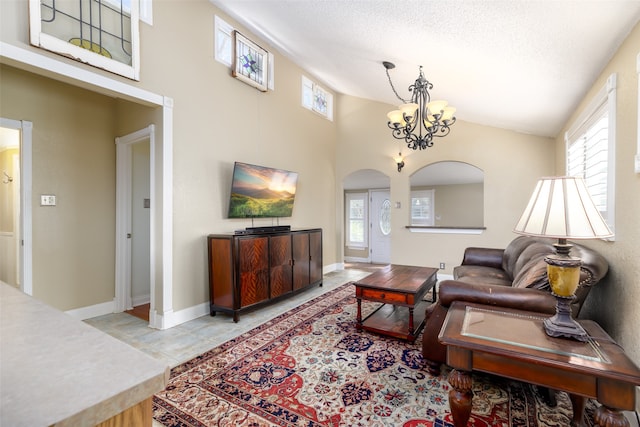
[0,283,169,426]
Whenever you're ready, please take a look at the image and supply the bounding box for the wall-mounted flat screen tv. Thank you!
[228,162,299,218]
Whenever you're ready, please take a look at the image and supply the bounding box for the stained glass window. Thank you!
[31,0,140,79]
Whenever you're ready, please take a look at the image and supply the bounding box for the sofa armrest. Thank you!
[461,247,504,269]
[438,279,557,314]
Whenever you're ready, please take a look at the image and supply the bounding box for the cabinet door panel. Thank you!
[238,237,269,307]
[209,237,234,309]
[270,234,293,297]
[292,232,310,290]
[309,230,323,283]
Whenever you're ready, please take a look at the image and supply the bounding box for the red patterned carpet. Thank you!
[153,282,595,427]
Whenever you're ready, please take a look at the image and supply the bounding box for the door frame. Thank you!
[115,125,155,319]
[0,118,33,295]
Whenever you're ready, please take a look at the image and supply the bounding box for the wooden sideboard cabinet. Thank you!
[208,228,323,322]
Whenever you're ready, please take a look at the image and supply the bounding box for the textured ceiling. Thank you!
[211,0,640,138]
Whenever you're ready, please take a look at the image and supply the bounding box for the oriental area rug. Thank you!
[153,282,596,427]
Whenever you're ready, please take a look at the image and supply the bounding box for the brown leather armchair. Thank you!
[421,236,609,376]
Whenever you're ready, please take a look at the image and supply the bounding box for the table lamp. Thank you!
[513,176,613,341]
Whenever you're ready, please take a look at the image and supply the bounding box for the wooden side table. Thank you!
[438,302,640,427]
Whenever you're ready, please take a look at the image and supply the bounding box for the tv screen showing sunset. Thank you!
[228,162,298,218]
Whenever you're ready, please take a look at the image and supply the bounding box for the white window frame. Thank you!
[214,15,274,90]
[301,75,334,121]
[139,0,152,25]
[29,0,141,80]
[99,0,151,24]
[410,189,435,226]
[345,192,368,248]
[565,73,616,237]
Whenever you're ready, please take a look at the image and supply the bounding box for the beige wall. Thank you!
[554,22,640,364]
[336,95,555,273]
[0,65,117,310]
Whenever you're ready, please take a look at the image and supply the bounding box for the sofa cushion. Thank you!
[512,256,550,290]
[511,241,555,280]
[502,236,539,278]
[457,275,514,287]
[454,265,512,287]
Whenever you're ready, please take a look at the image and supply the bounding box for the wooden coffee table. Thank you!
[439,301,640,427]
[354,264,438,342]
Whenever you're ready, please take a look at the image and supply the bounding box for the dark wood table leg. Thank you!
[594,405,630,427]
[447,369,473,427]
[408,306,415,336]
[356,298,362,329]
[569,394,586,427]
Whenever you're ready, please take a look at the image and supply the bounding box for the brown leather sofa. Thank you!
[421,235,609,375]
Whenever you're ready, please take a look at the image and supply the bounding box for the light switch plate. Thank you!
[635,154,640,173]
[40,195,56,206]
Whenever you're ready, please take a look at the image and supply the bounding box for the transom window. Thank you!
[302,76,333,121]
[214,15,274,90]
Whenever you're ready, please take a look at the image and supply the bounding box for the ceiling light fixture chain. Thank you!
[383,61,408,103]
[383,61,456,151]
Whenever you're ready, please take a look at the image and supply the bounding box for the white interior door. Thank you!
[131,141,151,307]
[115,126,154,319]
[370,190,391,264]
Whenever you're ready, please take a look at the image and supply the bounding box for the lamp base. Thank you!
[543,294,588,342]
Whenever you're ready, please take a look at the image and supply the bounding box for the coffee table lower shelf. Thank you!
[357,300,428,342]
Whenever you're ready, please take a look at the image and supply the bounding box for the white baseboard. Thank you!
[323,263,340,274]
[65,300,115,320]
[155,302,209,330]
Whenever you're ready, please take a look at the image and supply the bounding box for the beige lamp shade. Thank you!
[386,110,405,126]
[427,100,448,115]
[514,176,613,239]
[399,103,419,119]
[441,106,456,121]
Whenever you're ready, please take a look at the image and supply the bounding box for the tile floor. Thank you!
[84,266,640,427]
[84,267,372,368]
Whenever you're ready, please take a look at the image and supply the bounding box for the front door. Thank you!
[370,190,391,264]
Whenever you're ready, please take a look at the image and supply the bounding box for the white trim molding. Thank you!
[65,300,115,320]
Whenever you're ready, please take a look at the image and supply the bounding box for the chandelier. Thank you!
[383,61,456,150]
